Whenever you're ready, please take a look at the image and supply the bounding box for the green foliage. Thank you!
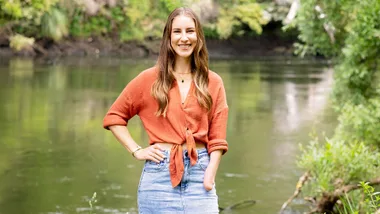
[292,0,357,57]
[69,8,111,38]
[216,1,269,39]
[2,1,23,18]
[0,0,61,30]
[41,7,68,41]
[9,34,35,51]
[1,0,271,43]
[1,0,58,18]
[68,0,184,41]
[332,0,380,107]
[360,182,380,211]
[337,182,380,214]
[203,25,219,39]
[298,138,380,193]
[120,0,152,41]
[0,0,68,47]
[334,99,380,147]
[160,0,182,12]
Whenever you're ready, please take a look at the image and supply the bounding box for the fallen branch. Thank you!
[33,43,48,55]
[282,175,380,213]
[315,177,380,213]
[280,171,310,213]
[304,196,316,205]
[335,178,380,196]
[219,200,256,212]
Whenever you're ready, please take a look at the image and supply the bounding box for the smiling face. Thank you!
[170,15,198,60]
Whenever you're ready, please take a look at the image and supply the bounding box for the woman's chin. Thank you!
[175,51,193,59]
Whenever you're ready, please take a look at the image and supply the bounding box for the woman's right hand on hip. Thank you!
[134,144,166,163]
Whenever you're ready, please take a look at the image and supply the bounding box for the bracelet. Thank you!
[131,146,142,158]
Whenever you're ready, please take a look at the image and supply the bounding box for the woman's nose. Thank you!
[180,33,189,42]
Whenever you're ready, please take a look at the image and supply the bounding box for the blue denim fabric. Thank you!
[137,148,219,214]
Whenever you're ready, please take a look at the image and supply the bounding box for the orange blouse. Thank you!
[103,66,228,187]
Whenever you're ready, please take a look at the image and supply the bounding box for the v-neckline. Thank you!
[176,80,193,106]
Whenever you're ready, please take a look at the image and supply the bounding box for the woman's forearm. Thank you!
[109,125,140,153]
[208,150,223,171]
[203,149,223,190]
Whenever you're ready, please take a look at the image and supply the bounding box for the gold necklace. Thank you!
[175,72,191,83]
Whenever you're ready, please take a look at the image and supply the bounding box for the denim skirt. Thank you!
[137,148,219,214]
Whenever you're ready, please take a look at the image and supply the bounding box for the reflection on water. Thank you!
[0,57,336,213]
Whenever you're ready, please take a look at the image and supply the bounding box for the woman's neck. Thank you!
[173,57,191,73]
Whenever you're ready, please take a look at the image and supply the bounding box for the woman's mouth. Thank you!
[178,44,191,50]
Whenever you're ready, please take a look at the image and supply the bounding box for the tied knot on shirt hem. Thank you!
[169,130,198,187]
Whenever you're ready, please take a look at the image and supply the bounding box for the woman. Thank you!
[103,7,228,213]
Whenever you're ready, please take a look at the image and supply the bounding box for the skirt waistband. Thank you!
[161,148,208,159]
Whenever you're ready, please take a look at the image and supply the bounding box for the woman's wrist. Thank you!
[131,145,142,157]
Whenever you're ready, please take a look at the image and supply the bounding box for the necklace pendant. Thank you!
[181,79,184,83]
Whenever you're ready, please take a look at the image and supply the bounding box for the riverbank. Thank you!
[0,23,297,58]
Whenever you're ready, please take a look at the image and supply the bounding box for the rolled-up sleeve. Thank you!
[103,77,143,130]
[207,80,229,154]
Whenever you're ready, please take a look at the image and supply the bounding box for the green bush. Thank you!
[203,25,219,39]
[334,99,380,147]
[298,138,380,193]
[0,0,62,37]
[41,7,68,41]
[216,1,269,39]
[9,34,35,51]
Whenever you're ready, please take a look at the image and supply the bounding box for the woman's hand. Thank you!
[204,165,216,191]
[133,144,165,163]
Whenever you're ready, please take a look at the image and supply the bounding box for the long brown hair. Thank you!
[151,7,212,117]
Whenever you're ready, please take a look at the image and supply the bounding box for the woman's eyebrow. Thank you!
[172,27,195,30]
